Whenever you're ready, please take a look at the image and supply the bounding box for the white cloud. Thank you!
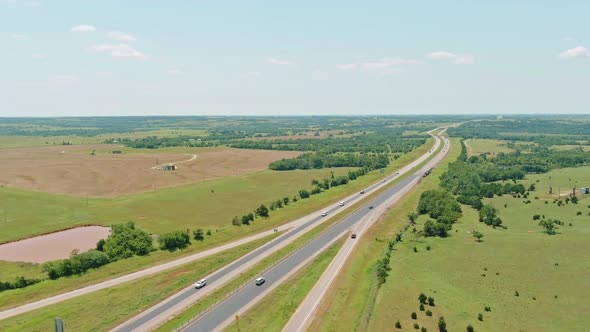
[31,53,46,59]
[11,33,25,39]
[361,58,418,70]
[336,63,358,70]
[427,51,474,64]
[558,46,589,59]
[89,43,146,60]
[109,31,137,42]
[246,71,261,77]
[71,25,96,33]
[266,57,292,65]
[167,69,183,75]
[564,36,575,42]
[51,75,79,82]
[95,71,113,77]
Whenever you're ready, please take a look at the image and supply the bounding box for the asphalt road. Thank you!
[182,169,423,332]
[115,160,410,332]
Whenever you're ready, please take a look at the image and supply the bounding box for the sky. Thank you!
[1,0,589,117]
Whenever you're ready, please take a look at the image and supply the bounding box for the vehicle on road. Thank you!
[321,211,328,217]
[339,201,344,206]
[255,277,266,286]
[360,190,365,194]
[369,206,373,209]
[351,233,357,239]
[194,279,207,289]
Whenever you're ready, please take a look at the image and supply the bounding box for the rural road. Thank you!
[175,133,449,332]
[283,134,450,332]
[150,154,197,169]
[0,132,440,323]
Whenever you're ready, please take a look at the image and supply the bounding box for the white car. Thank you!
[339,201,345,207]
[255,277,266,286]
[321,211,328,217]
[194,279,206,289]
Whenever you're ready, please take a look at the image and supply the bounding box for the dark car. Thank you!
[360,190,365,194]
[369,206,373,209]
[351,233,357,239]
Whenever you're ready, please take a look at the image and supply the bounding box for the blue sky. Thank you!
[1,1,589,116]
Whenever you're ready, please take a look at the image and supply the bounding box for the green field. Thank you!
[464,138,513,156]
[310,138,461,331]
[0,234,277,332]
[369,170,590,331]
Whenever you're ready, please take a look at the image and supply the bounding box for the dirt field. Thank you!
[0,145,299,197]
[0,226,111,263]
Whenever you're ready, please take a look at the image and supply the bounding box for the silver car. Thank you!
[194,279,206,289]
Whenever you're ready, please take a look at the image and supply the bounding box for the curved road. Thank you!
[177,133,449,332]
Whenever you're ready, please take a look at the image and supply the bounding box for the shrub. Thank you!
[103,222,153,261]
[299,190,310,199]
[426,245,431,251]
[419,293,427,304]
[420,304,425,311]
[395,321,402,329]
[532,214,541,220]
[231,216,241,226]
[426,310,432,316]
[411,312,417,319]
[421,327,427,332]
[193,228,205,241]
[159,230,191,251]
[515,290,519,296]
[467,324,474,332]
[0,276,42,292]
[438,316,447,332]
[42,249,110,279]
[414,323,420,329]
[477,313,483,321]
[96,239,106,251]
[414,247,418,253]
[310,187,322,195]
[206,229,212,236]
[428,296,435,306]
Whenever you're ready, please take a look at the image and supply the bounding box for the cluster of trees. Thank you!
[269,152,390,171]
[0,277,42,293]
[478,205,503,228]
[43,222,153,280]
[416,190,462,237]
[376,239,396,285]
[538,217,561,235]
[110,135,214,149]
[43,249,111,280]
[159,230,191,251]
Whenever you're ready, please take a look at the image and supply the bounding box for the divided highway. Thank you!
[177,133,449,332]
[112,134,444,332]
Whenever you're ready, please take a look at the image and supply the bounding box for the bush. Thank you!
[411,312,417,319]
[43,249,110,279]
[515,290,519,296]
[0,276,43,292]
[419,304,425,311]
[311,187,322,195]
[193,228,205,241]
[206,229,212,236]
[414,247,418,253]
[428,296,435,306]
[477,313,483,321]
[395,321,402,329]
[421,327,427,332]
[532,214,541,220]
[438,316,447,332]
[103,222,153,261]
[159,230,191,251]
[414,323,420,329]
[426,310,432,316]
[299,189,310,199]
[231,216,241,226]
[419,293,427,304]
[426,245,431,251]
[96,238,106,251]
[467,324,474,332]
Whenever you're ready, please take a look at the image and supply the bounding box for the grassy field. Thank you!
[224,237,346,332]
[309,138,461,332]
[464,138,513,156]
[366,176,590,332]
[0,138,434,311]
[0,234,277,332]
[0,129,208,149]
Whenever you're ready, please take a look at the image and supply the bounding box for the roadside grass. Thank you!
[309,138,460,332]
[0,261,43,280]
[224,238,346,332]
[0,138,433,310]
[464,138,513,156]
[0,234,278,332]
[364,169,590,331]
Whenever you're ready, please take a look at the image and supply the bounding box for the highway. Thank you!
[112,134,443,332]
[178,133,449,332]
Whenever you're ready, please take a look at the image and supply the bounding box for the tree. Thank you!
[428,296,435,306]
[395,321,402,329]
[426,310,433,317]
[539,218,559,235]
[411,312,417,319]
[473,231,484,242]
[206,229,212,236]
[438,316,447,332]
[159,230,191,251]
[420,304,425,311]
[477,313,483,321]
[479,205,502,227]
[193,228,205,241]
[255,204,269,218]
[419,293,427,304]
[232,216,241,226]
[408,212,419,223]
[283,197,290,205]
[571,195,578,204]
[96,239,106,251]
[299,190,310,199]
[467,324,475,332]
[103,222,154,261]
[241,215,251,225]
